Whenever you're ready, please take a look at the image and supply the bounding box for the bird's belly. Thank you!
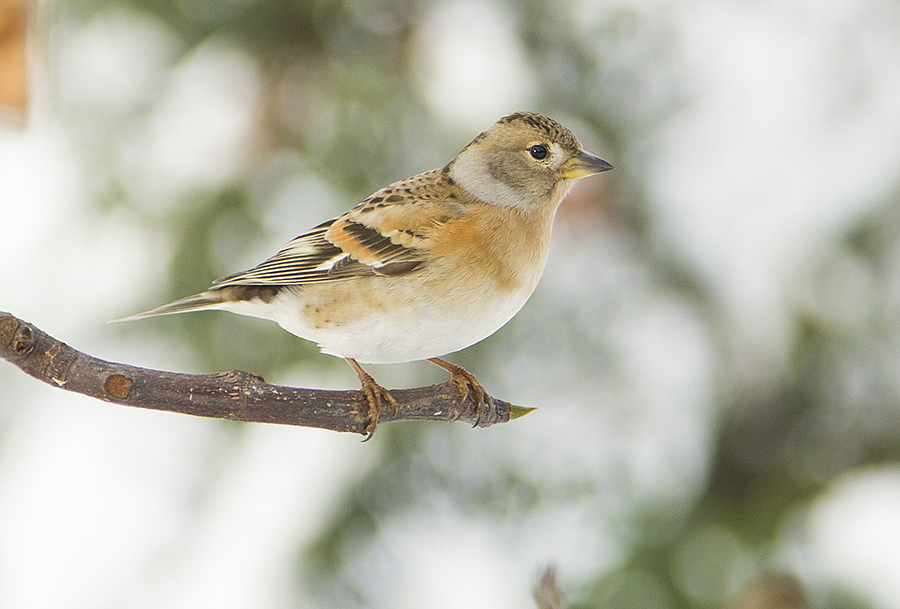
[256,279,535,364]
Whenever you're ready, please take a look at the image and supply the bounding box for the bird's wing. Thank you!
[212,171,465,288]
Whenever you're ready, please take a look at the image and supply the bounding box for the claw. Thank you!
[346,358,397,439]
[427,357,488,426]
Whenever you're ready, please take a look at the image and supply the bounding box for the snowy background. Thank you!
[2,0,900,607]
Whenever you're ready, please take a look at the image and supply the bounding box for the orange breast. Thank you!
[432,203,555,293]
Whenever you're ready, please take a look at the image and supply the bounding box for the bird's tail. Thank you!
[110,291,229,323]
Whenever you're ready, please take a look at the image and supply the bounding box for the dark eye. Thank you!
[529,144,548,160]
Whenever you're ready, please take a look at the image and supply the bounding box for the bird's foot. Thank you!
[427,358,488,425]
[358,379,398,439]
[346,358,397,439]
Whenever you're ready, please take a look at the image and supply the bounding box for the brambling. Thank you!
[120,112,612,433]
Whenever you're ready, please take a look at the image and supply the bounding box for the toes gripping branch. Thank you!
[428,358,488,426]
[345,358,398,438]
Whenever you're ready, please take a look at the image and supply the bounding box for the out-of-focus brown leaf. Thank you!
[0,0,28,112]
[534,567,565,609]
[728,574,811,609]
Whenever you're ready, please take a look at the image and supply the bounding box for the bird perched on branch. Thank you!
[118,112,613,435]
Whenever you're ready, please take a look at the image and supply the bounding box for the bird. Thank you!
[117,111,613,434]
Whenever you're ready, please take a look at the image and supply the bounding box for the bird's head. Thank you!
[449,111,613,211]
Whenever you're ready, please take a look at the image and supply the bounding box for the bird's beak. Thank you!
[561,151,614,179]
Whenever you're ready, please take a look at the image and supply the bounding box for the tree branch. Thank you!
[0,311,529,436]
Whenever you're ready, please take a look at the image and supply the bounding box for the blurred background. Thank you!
[1,0,900,607]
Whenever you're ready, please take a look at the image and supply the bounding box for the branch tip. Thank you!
[510,405,536,419]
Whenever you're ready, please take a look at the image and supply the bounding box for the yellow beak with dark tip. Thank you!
[561,151,614,179]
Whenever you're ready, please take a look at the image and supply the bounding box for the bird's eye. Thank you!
[529,144,548,160]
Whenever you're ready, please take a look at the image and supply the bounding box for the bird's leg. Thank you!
[345,358,398,438]
[427,357,488,425]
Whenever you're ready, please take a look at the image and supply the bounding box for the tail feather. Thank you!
[110,291,228,323]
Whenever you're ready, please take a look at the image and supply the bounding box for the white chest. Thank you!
[268,281,536,364]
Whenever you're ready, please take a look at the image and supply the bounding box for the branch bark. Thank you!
[0,311,527,436]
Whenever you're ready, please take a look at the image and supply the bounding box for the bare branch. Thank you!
[0,311,528,436]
